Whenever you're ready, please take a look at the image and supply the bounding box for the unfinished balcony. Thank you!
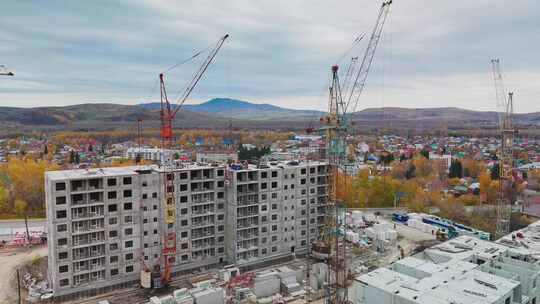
[237,218,258,230]
[236,240,259,253]
[71,193,87,206]
[191,193,215,204]
[88,178,103,190]
[71,206,104,220]
[237,171,258,183]
[72,218,105,234]
[192,216,215,228]
[237,184,258,195]
[191,181,214,193]
[237,228,259,241]
[192,239,215,250]
[72,244,106,261]
[71,180,86,192]
[237,194,259,206]
[192,248,216,261]
[191,205,215,217]
[236,206,259,219]
[191,227,215,240]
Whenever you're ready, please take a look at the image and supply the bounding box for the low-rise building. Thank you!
[352,221,540,304]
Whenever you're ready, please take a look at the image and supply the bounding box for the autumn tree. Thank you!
[14,198,27,217]
[478,171,492,203]
[0,185,8,214]
[462,159,484,179]
[412,156,432,178]
[2,157,59,216]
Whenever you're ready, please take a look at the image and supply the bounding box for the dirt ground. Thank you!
[0,245,48,304]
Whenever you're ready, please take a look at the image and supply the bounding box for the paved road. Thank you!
[0,219,46,229]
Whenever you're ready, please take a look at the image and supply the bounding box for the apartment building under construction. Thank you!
[44,160,328,300]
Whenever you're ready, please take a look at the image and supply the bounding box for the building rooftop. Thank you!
[45,162,227,181]
[356,256,519,304]
[353,228,540,304]
[496,220,540,256]
[229,160,327,172]
[45,165,149,180]
[422,236,508,262]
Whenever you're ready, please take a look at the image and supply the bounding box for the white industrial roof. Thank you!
[357,258,519,304]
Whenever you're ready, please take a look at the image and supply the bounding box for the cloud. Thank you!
[0,0,539,113]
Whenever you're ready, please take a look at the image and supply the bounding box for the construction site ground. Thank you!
[0,214,436,304]
[0,245,48,304]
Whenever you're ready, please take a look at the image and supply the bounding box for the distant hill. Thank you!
[351,107,540,129]
[139,98,324,120]
[0,100,539,135]
[0,103,223,133]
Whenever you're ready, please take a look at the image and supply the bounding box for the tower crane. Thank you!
[311,1,393,303]
[160,34,229,150]
[157,34,229,286]
[491,59,516,239]
[340,57,358,102]
[345,0,392,114]
[0,65,14,76]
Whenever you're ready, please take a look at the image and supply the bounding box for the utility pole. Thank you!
[17,268,22,304]
[25,214,30,245]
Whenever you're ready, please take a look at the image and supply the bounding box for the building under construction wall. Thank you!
[44,160,328,300]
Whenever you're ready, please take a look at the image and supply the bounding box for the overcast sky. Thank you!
[1,0,539,113]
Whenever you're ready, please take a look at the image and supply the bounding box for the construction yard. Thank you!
[43,211,437,304]
[0,245,48,304]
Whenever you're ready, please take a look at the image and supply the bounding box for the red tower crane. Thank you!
[159,34,229,151]
[158,34,229,286]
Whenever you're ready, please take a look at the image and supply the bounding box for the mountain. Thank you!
[0,101,539,135]
[139,98,324,120]
[0,103,224,134]
[351,107,540,129]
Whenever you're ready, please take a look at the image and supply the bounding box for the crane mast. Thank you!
[311,2,393,303]
[320,66,349,304]
[491,59,515,239]
[346,0,392,114]
[157,34,229,286]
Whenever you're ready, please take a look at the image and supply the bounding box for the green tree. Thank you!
[69,150,75,163]
[399,154,407,162]
[448,159,463,179]
[379,152,394,166]
[490,163,500,180]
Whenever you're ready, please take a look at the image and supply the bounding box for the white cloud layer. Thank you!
[0,0,538,112]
